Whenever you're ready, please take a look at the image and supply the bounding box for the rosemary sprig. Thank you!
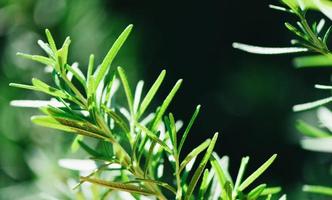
[10,25,281,200]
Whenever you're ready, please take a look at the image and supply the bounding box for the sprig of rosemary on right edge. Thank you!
[10,25,282,199]
[233,0,332,197]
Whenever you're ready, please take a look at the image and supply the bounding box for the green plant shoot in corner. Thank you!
[10,24,282,199]
[233,0,332,198]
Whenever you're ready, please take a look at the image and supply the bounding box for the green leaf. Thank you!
[137,70,166,118]
[168,113,177,152]
[37,40,54,58]
[268,5,290,13]
[179,105,201,155]
[233,156,250,195]
[179,139,210,173]
[87,54,95,80]
[144,137,158,177]
[17,53,55,66]
[232,43,308,54]
[135,122,172,153]
[248,184,267,200]
[45,29,57,52]
[301,138,332,152]
[223,181,232,200]
[103,106,130,133]
[315,84,332,89]
[78,140,103,158]
[65,63,86,87]
[80,177,156,196]
[133,80,144,115]
[10,79,72,101]
[118,67,134,115]
[57,36,71,67]
[126,178,177,195]
[184,132,218,200]
[210,153,230,196]
[261,187,282,196]
[151,79,182,131]
[285,22,306,39]
[32,78,71,99]
[10,99,65,108]
[294,54,332,68]
[279,194,287,200]
[31,115,110,141]
[303,185,332,196]
[293,96,332,112]
[323,26,332,44]
[95,25,133,88]
[198,169,210,200]
[296,120,330,138]
[238,154,277,191]
[71,135,83,152]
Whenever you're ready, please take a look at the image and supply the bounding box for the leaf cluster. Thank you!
[10,25,281,199]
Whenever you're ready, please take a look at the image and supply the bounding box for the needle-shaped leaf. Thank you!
[151,79,182,131]
[301,138,332,152]
[87,54,95,80]
[232,43,308,54]
[168,113,177,151]
[32,78,71,99]
[210,153,231,196]
[144,138,158,177]
[65,63,86,87]
[285,22,306,39]
[198,169,210,200]
[323,26,332,44]
[135,122,172,153]
[279,194,287,200]
[133,81,144,115]
[261,187,282,196]
[179,139,210,173]
[238,154,277,191]
[10,80,72,100]
[126,179,177,195]
[37,40,54,58]
[303,185,332,196]
[95,25,133,88]
[184,132,218,200]
[57,37,71,67]
[138,70,166,118]
[294,54,332,68]
[103,106,130,132]
[118,67,134,115]
[248,184,267,200]
[296,120,330,138]
[178,105,201,155]
[315,84,332,89]
[31,115,110,141]
[269,4,292,12]
[17,53,55,66]
[45,29,57,53]
[233,156,250,196]
[81,177,156,196]
[78,140,103,158]
[293,96,332,112]
[10,99,65,108]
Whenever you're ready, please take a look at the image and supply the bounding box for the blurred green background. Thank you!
[0,0,331,199]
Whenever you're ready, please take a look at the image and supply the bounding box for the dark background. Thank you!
[1,0,331,199]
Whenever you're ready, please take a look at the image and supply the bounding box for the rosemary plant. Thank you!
[233,0,332,197]
[10,25,282,199]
